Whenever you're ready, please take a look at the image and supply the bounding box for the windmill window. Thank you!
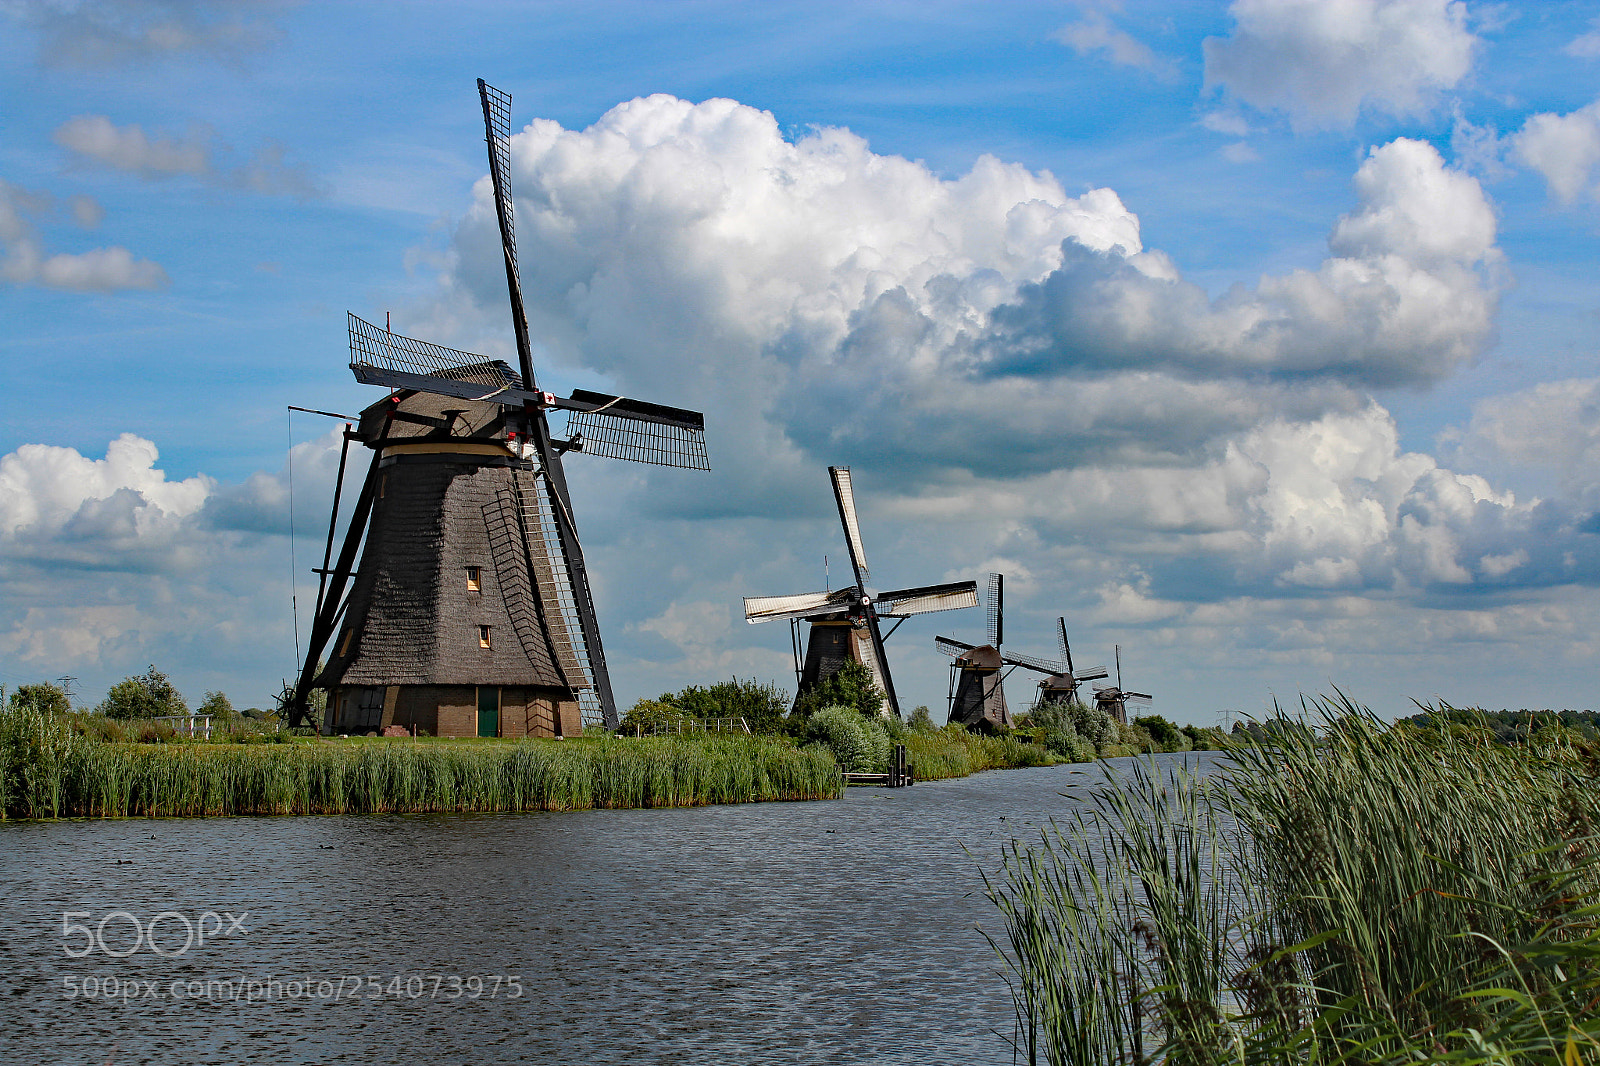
[478,625,492,649]
[466,566,482,592]
[379,475,386,499]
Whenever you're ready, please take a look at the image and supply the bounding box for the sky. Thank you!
[1,0,1597,723]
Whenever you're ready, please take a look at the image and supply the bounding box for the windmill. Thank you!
[743,467,978,717]
[284,80,709,737]
[935,577,1082,732]
[1092,645,1152,724]
[1034,618,1109,708]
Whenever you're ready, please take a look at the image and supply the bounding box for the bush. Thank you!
[1056,699,1115,751]
[8,682,70,716]
[1133,714,1190,752]
[97,665,187,720]
[1027,699,1095,761]
[805,704,891,772]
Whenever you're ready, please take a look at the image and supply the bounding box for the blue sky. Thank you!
[1,0,1597,720]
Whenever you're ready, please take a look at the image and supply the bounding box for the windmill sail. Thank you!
[564,389,708,469]
[986,573,1003,649]
[744,588,857,624]
[348,313,527,401]
[875,581,979,618]
[829,467,869,584]
[935,635,977,657]
[1001,649,1065,674]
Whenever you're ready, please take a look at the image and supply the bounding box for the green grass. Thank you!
[0,707,841,818]
[985,694,1600,1065]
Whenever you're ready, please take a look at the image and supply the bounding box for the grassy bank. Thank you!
[987,694,1600,1064]
[0,708,840,818]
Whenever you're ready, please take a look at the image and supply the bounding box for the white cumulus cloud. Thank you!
[1203,0,1477,130]
[427,101,1500,510]
[1513,100,1600,204]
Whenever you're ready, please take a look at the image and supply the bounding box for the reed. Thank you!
[0,713,840,819]
[905,728,1054,781]
[986,693,1600,1065]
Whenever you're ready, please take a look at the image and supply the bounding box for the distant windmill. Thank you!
[1093,645,1152,724]
[743,467,978,717]
[284,80,709,737]
[1034,618,1108,708]
[938,586,1097,731]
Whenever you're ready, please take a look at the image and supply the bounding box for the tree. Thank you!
[97,666,187,720]
[906,705,936,733]
[198,691,238,722]
[794,660,885,720]
[669,677,790,734]
[8,682,70,716]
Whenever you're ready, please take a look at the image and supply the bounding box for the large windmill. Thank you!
[935,576,1076,732]
[1092,645,1152,725]
[743,467,978,717]
[285,80,708,736]
[1034,618,1109,708]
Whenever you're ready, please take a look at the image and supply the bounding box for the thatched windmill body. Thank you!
[1033,618,1108,708]
[286,81,708,737]
[743,467,978,717]
[935,576,1074,732]
[1092,645,1151,725]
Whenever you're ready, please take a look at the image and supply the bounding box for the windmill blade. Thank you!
[560,389,708,470]
[348,314,538,403]
[1000,649,1065,675]
[874,580,979,618]
[829,466,869,585]
[1057,618,1074,676]
[1073,664,1109,681]
[1124,693,1153,707]
[479,79,519,258]
[743,588,857,624]
[986,573,1003,649]
[477,79,541,397]
[935,635,977,658]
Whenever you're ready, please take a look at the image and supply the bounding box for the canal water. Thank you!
[1,752,1219,1065]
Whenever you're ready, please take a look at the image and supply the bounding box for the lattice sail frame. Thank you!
[349,313,520,397]
[480,81,521,281]
[565,395,709,471]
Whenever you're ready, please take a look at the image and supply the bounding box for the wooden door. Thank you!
[476,686,500,738]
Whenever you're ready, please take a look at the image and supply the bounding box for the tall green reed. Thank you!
[1,731,841,819]
[987,693,1600,1065]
